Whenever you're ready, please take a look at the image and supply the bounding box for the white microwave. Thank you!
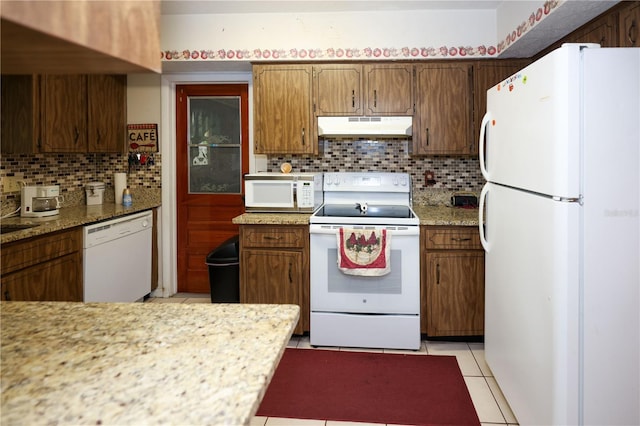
[244,172,323,213]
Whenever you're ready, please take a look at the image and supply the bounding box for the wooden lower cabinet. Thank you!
[421,226,484,337]
[239,225,309,334]
[1,228,83,301]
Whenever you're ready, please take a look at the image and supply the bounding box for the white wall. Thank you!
[127,74,162,123]
[161,8,497,61]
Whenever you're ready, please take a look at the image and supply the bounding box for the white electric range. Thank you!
[309,172,421,350]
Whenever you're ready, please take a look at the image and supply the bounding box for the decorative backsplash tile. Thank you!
[2,138,482,215]
[1,153,161,216]
[267,138,484,205]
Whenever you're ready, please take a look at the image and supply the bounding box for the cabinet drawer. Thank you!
[424,227,481,250]
[1,228,82,275]
[241,226,306,249]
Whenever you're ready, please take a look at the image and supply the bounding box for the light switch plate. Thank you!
[2,176,22,193]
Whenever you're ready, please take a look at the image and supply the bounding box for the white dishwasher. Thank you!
[83,210,153,302]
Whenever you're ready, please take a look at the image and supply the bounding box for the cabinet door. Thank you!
[619,1,640,47]
[314,64,363,115]
[425,251,484,336]
[41,74,87,152]
[88,74,126,153]
[474,60,529,155]
[1,75,39,154]
[564,13,617,47]
[240,248,303,334]
[364,64,414,115]
[253,64,315,154]
[1,253,83,302]
[413,63,473,155]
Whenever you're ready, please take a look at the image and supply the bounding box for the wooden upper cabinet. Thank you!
[1,75,39,154]
[563,12,618,47]
[314,64,363,115]
[87,75,126,153]
[313,63,414,116]
[363,64,414,115]
[619,1,640,47]
[1,74,126,154]
[253,64,316,154]
[473,60,529,155]
[413,63,473,155]
[41,75,88,153]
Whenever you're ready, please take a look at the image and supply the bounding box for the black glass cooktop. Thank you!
[315,204,415,218]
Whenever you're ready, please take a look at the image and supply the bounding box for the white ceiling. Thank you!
[161,1,504,15]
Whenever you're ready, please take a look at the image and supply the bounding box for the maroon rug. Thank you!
[257,348,480,426]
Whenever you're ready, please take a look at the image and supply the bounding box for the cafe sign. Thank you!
[127,124,158,152]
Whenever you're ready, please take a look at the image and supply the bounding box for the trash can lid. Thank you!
[206,235,239,264]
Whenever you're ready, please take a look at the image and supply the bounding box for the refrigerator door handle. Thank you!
[479,111,491,181]
[479,182,490,252]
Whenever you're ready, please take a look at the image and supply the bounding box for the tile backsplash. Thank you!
[1,138,483,215]
[1,153,161,215]
[267,138,484,205]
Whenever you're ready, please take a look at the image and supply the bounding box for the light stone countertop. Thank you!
[232,212,311,225]
[412,205,480,226]
[1,302,300,426]
[232,205,479,227]
[1,190,161,244]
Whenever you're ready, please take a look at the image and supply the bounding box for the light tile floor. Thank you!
[148,294,519,426]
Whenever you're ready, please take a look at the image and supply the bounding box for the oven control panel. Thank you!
[323,172,410,192]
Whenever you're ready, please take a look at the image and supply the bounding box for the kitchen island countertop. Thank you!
[0,302,299,425]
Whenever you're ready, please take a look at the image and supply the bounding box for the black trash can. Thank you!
[206,235,240,303]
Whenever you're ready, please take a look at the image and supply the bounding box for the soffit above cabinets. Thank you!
[1,1,161,74]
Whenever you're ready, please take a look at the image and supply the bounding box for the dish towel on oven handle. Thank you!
[337,228,390,276]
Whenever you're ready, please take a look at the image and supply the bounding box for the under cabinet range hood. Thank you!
[317,116,413,137]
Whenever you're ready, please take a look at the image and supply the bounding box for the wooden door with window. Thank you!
[176,84,249,293]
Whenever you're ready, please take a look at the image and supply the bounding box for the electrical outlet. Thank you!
[2,176,22,193]
[424,170,436,186]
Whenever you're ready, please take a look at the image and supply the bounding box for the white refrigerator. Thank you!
[478,44,639,425]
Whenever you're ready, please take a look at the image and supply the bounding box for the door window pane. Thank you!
[188,96,242,194]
